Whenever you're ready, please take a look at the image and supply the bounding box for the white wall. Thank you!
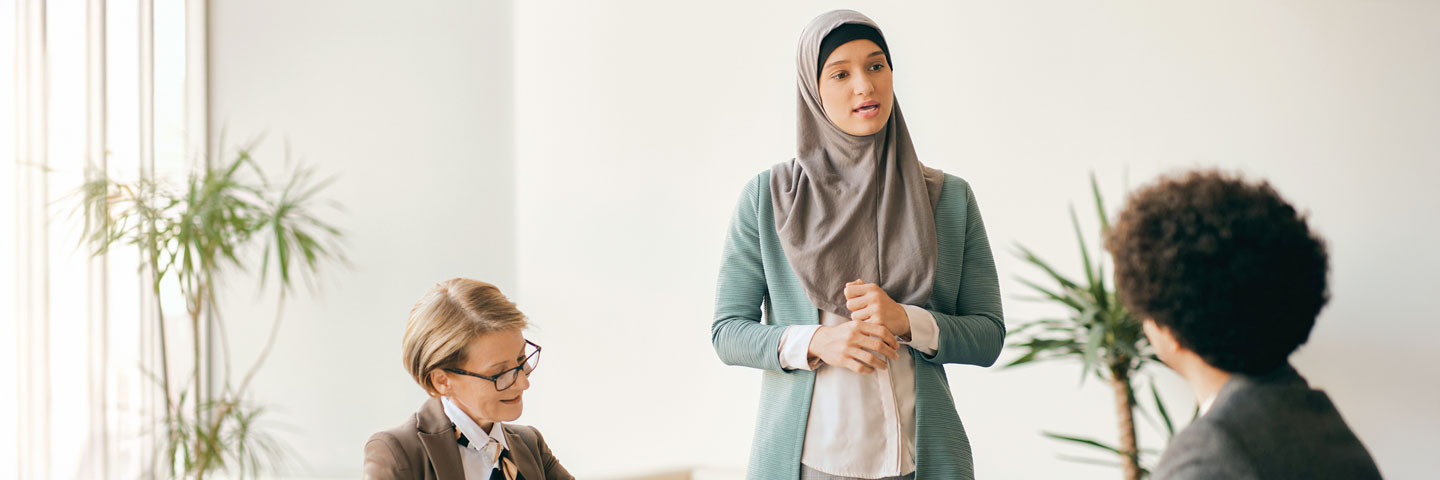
[205,0,1440,478]
[511,1,1440,479]
[208,0,515,476]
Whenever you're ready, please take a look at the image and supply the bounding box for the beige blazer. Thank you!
[364,397,574,480]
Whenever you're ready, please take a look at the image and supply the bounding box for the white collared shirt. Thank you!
[778,304,940,478]
[441,396,509,480]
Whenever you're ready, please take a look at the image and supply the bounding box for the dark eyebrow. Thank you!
[822,51,887,71]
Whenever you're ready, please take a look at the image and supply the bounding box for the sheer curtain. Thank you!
[5,0,206,478]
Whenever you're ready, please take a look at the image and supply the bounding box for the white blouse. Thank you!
[441,395,510,480]
[778,305,939,478]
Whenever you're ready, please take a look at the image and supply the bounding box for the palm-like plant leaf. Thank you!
[1152,381,1176,438]
[78,142,343,479]
[1005,173,1188,479]
[1043,432,1127,457]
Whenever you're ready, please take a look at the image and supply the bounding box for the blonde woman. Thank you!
[365,278,572,480]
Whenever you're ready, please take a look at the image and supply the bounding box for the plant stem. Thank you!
[149,249,177,478]
[238,289,286,396]
[1110,362,1141,480]
[191,278,207,480]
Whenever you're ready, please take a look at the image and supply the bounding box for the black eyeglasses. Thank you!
[443,340,541,391]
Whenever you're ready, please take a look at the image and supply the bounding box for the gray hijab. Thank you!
[770,10,945,318]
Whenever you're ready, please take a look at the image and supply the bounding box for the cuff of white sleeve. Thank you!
[778,324,824,371]
[901,304,939,355]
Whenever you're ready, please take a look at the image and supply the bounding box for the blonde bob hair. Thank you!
[401,278,526,396]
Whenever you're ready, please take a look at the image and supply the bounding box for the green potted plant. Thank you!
[1004,174,1192,480]
[80,140,345,479]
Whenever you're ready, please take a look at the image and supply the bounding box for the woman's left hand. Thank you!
[844,279,911,340]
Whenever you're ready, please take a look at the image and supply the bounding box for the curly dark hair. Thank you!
[1105,170,1329,375]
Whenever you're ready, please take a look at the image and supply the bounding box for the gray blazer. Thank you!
[1153,365,1381,479]
[364,397,574,480]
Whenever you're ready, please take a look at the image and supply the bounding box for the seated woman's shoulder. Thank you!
[503,423,543,443]
[364,417,424,469]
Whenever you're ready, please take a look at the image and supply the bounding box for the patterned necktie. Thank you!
[488,442,522,480]
[459,432,521,480]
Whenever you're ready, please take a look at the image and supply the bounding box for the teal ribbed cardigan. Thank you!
[711,170,1005,480]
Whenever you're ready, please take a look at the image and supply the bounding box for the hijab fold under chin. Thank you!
[770,9,945,318]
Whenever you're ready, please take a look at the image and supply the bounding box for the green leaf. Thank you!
[1011,337,1083,354]
[1076,307,1100,328]
[1015,277,1086,312]
[1115,335,1143,364]
[1014,243,1081,291]
[1004,350,1042,368]
[1078,323,1107,384]
[1091,171,1111,236]
[1005,318,1076,339]
[1070,205,1097,290]
[1042,431,1124,456]
[1152,380,1176,438]
[1055,454,1126,469]
[275,217,292,285]
[1093,256,1109,311]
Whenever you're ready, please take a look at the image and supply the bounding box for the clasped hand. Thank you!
[807,279,911,374]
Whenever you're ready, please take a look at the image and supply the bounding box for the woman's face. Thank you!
[432,328,531,429]
[818,39,893,137]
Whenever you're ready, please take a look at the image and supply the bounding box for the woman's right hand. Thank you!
[807,319,900,374]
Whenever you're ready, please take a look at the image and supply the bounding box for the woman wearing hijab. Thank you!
[711,10,1004,480]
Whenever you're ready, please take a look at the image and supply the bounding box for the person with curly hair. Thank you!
[1106,170,1381,479]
